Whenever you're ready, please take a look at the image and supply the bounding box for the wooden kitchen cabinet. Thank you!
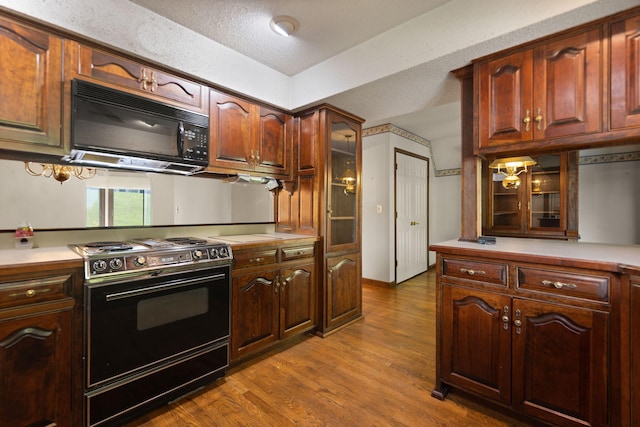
[230,242,317,361]
[0,263,84,427]
[276,109,320,235]
[476,26,602,153]
[208,89,293,179]
[0,15,65,155]
[67,43,209,114]
[610,12,640,131]
[231,266,280,359]
[484,151,578,239]
[433,253,612,427]
[277,105,363,336]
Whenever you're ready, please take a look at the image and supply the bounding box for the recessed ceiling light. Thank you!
[270,15,299,37]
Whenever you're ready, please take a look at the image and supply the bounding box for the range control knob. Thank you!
[193,249,203,260]
[134,256,146,267]
[218,247,229,258]
[109,258,123,270]
[210,248,219,258]
[93,259,107,272]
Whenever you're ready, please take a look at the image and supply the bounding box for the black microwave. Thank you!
[66,79,209,175]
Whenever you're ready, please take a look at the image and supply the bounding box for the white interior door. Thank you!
[395,150,429,283]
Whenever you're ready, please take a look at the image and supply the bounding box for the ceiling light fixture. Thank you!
[489,156,537,190]
[270,15,299,37]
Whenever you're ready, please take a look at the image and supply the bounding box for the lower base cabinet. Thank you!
[231,241,317,361]
[433,253,612,427]
[0,265,83,427]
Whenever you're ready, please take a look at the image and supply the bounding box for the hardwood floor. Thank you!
[125,270,532,426]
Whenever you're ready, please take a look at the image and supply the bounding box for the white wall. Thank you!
[362,131,457,284]
[579,159,640,244]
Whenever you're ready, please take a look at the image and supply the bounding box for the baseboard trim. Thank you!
[362,277,396,288]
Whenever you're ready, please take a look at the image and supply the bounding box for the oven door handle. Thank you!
[105,273,226,301]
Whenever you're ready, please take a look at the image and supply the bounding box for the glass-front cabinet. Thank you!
[326,116,360,252]
[484,152,578,240]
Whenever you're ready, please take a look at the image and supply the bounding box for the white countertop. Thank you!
[0,246,83,267]
[430,237,640,270]
[0,233,316,268]
[212,233,315,244]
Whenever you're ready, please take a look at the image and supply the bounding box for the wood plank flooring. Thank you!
[125,270,532,426]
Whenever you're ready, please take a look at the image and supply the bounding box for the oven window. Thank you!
[137,287,209,331]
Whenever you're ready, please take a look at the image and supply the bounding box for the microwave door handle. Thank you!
[177,121,185,156]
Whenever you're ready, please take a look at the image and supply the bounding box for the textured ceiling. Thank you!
[129,0,451,76]
[127,0,638,167]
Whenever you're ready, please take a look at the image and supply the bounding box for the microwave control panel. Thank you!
[182,124,209,163]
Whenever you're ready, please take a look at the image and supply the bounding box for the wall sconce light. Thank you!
[489,156,536,189]
[341,134,356,195]
[24,162,96,184]
[270,15,299,37]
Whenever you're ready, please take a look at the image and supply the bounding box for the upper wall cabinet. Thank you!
[610,13,640,131]
[66,43,209,114]
[208,89,292,179]
[0,16,65,155]
[476,26,603,154]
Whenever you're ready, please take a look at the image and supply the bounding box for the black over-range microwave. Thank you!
[64,79,209,175]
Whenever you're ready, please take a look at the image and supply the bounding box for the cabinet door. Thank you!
[231,269,279,359]
[73,44,207,113]
[477,51,534,149]
[0,16,63,153]
[533,27,602,140]
[209,90,254,172]
[441,285,512,403]
[280,261,316,338]
[611,14,640,130]
[512,298,608,427]
[325,253,361,331]
[527,153,564,233]
[486,168,526,234]
[0,310,72,427]
[631,274,640,427]
[256,106,292,177]
[326,113,360,252]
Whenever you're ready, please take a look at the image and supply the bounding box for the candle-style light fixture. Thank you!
[489,156,537,189]
[341,134,356,195]
[24,162,96,184]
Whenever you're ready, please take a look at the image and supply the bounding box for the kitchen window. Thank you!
[87,188,151,227]
[86,171,152,227]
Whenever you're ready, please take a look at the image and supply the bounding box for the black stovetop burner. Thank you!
[84,241,134,252]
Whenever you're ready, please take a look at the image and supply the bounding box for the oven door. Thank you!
[85,265,230,388]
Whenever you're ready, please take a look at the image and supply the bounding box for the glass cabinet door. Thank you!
[528,153,562,231]
[326,117,359,251]
[490,174,524,231]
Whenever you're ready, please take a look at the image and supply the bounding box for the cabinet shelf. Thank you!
[331,216,356,221]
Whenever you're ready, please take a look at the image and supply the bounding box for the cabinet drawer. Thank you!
[442,258,507,286]
[0,275,71,309]
[233,249,278,269]
[517,267,609,302]
[281,246,315,261]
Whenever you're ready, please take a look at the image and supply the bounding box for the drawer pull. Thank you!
[249,257,265,263]
[541,280,578,290]
[460,268,485,276]
[9,288,51,298]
